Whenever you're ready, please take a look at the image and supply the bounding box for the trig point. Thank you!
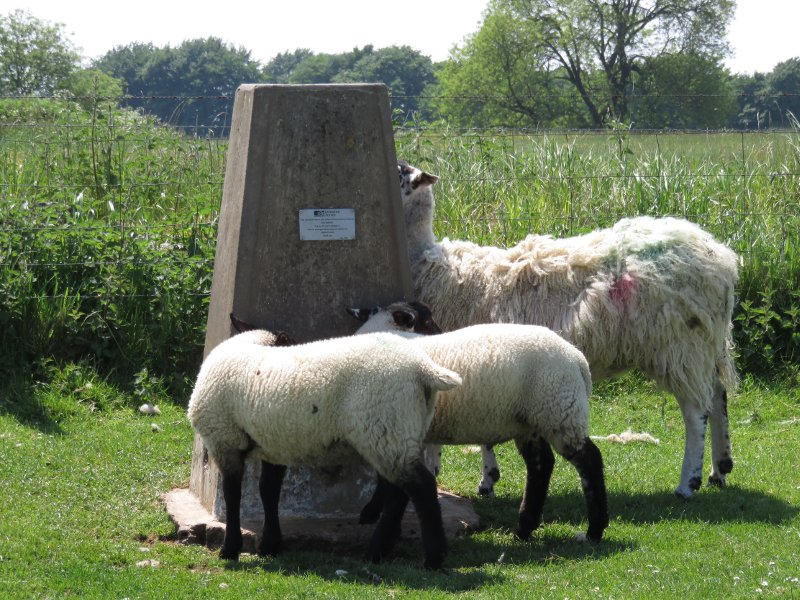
[164,84,478,551]
[194,82,414,519]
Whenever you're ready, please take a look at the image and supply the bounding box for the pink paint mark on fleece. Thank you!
[610,273,636,304]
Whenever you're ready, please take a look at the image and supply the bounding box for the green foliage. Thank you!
[434,0,735,127]
[731,58,800,129]
[94,38,262,133]
[0,98,219,398]
[0,9,80,95]
[433,7,586,128]
[2,96,799,400]
[261,48,314,83]
[634,54,736,129]
[264,45,436,118]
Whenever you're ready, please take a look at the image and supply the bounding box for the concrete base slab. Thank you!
[162,487,480,555]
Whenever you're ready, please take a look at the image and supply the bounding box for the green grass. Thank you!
[1,372,797,598]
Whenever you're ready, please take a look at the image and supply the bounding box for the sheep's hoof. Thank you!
[257,537,281,557]
[219,547,240,561]
[673,487,694,499]
[477,485,495,497]
[708,473,726,487]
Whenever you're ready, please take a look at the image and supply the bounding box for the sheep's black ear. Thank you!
[391,308,417,330]
[230,312,257,333]
[420,171,439,186]
[346,307,371,322]
[274,331,295,347]
[408,301,443,335]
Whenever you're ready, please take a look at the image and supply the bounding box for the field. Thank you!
[1,104,799,597]
[0,374,797,598]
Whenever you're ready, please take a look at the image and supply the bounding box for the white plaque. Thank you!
[298,208,356,241]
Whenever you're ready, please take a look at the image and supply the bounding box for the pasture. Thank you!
[0,373,797,598]
[1,105,799,596]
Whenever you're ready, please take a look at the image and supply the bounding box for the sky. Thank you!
[6,0,800,75]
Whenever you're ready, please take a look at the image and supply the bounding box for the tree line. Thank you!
[2,4,799,132]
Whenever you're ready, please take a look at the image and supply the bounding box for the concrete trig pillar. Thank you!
[189,84,414,521]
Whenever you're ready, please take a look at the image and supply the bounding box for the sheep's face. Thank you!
[347,301,442,336]
[398,160,438,199]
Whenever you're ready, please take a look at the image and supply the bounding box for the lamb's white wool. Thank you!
[189,330,460,475]
[398,160,738,498]
[187,329,461,568]
[353,307,609,542]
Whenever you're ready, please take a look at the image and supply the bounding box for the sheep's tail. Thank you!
[718,330,739,393]
[580,358,593,399]
[423,362,462,392]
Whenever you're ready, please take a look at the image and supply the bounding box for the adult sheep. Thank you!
[187,329,462,569]
[350,301,609,543]
[398,160,739,499]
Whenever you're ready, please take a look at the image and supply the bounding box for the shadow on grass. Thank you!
[473,484,799,533]
[0,374,65,435]
[219,530,627,592]
[219,535,629,593]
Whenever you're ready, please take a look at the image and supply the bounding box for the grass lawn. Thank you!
[0,373,797,598]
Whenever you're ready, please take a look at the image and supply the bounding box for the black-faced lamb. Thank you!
[187,328,462,569]
[350,301,609,543]
[397,160,739,499]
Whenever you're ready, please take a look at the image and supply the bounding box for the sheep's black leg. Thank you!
[359,475,386,525]
[368,479,409,564]
[514,436,555,540]
[564,438,609,541]
[402,461,447,570]
[708,380,733,487]
[219,455,246,560]
[257,461,286,557]
[369,460,446,570]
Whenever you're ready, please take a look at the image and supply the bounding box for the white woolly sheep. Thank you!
[397,160,739,499]
[350,302,609,542]
[187,329,462,569]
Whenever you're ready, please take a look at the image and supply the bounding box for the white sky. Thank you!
[5,0,799,75]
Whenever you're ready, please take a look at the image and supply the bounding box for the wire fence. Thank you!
[1,94,798,380]
[2,96,800,293]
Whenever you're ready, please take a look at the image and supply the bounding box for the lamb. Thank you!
[397,160,739,499]
[350,301,609,543]
[187,328,462,569]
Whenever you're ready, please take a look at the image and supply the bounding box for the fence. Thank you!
[1,95,798,393]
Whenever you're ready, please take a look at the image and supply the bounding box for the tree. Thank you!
[765,58,800,127]
[262,49,314,83]
[95,38,262,132]
[332,46,436,117]
[0,9,79,95]
[729,59,800,129]
[92,42,159,92]
[264,45,436,119]
[434,7,588,127]
[634,53,734,129]
[439,0,735,127]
